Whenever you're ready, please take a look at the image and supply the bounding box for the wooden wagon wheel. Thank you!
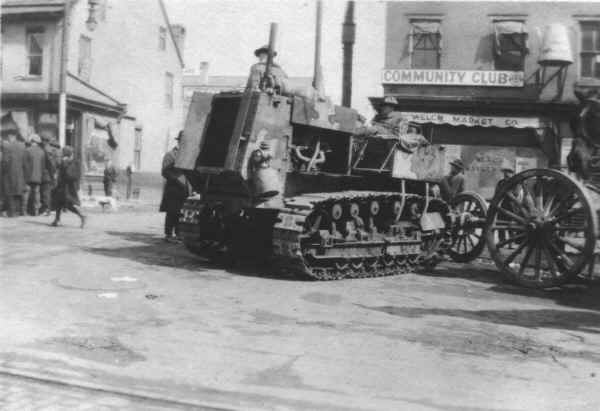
[485,169,597,288]
[447,192,488,263]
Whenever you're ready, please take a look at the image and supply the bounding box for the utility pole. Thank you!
[342,1,355,107]
[312,0,324,94]
[58,0,72,147]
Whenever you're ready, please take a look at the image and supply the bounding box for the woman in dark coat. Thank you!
[160,132,188,241]
[51,146,86,228]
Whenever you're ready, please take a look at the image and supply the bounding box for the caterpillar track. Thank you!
[271,191,447,280]
[179,190,450,280]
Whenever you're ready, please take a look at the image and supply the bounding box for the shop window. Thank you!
[494,20,528,71]
[409,20,441,69]
[78,35,92,81]
[26,27,45,76]
[165,72,174,109]
[159,26,167,51]
[580,21,600,79]
[134,126,142,170]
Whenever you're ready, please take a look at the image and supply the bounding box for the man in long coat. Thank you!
[1,130,27,217]
[24,134,45,215]
[160,132,189,242]
[40,136,58,215]
[51,145,85,228]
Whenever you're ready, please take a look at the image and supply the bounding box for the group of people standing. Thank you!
[0,129,85,227]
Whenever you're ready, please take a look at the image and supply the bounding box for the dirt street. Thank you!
[1,210,600,411]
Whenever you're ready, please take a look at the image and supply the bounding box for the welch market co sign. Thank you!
[402,112,548,129]
[382,69,524,87]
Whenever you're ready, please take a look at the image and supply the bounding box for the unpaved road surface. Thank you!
[1,211,600,410]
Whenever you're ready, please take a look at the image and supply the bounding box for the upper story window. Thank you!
[159,26,167,51]
[26,26,45,76]
[494,20,528,71]
[78,35,92,81]
[580,21,600,79]
[165,72,174,109]
[409,20,441,69]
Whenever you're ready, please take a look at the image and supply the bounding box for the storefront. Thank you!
[1,74,135,185]
[370,96,576,199]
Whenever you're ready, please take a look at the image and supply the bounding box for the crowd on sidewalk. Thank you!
[0,128,86,227]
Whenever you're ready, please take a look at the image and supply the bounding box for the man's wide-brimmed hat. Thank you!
[381,96,398,107]
[254,45,277,57]
[500,159,514,173]
[30,134,41,144]
[450,158,465,170]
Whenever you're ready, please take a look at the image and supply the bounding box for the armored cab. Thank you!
[175,88,456,279]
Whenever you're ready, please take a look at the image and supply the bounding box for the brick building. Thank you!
[1,0,184,181]
[374,1,600,198]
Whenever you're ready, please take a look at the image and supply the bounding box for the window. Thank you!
[78,35,92,81]
[580,22,600,79]
[134,126,143,170]
[409,20,441,69]
[165,72,174,109]
[26,27,45,76]
[494,20,528,71]
[159,26,167,50]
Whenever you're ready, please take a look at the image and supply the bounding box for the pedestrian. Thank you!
[246,45,289,93]
[40,136,58,216]
[440,158,465,203]
[159,131,189,242]
[1,129,27,217]
[494,159,517,197]
[24,134,46,216]
[125,164,133,200]
[103,159,118,197]
[51,145,86,228]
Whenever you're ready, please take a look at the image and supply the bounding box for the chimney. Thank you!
[199,61,210,84]
[170,24,186,59]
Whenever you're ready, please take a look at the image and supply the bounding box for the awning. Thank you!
[411,21,441,33]
[1,0,66,15]
[400,111,549,129]
[67,72,126,115]
[494,20,525,35]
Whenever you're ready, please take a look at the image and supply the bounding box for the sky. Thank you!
[164,0,386,117]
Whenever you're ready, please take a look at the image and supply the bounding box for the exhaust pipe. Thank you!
[342,1,355,107]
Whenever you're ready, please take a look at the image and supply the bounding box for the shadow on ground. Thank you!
[358,304,600,334]
[82,230,309,282]
[427,261,600,313]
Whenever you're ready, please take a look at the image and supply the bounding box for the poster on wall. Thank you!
[515,157,538,173]
[83,117,113,176]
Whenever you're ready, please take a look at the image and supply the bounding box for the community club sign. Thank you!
[382,69,524,87]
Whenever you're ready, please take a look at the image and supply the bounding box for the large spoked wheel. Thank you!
[485,169,597,288]
[447,192,488,263]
